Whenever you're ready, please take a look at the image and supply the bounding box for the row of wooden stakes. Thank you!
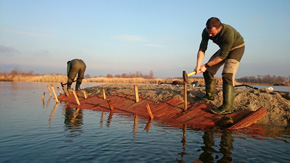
[43,84,154,119]
[42,84,86,104]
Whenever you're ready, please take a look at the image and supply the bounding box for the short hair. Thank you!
[206,17,221,29]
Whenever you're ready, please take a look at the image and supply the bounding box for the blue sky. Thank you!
[1,0,290,78]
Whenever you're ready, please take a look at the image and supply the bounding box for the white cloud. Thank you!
[114,35,145,42]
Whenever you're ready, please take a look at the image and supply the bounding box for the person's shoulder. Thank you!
[223,24,237,33]
[221,24,235,36]
[201,28,209,38]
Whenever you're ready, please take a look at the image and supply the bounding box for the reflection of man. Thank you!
[67,59,86,91]
[64,108,83,132]
[194,17,245,114]
[199,131,233,162]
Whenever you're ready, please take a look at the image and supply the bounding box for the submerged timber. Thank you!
[55,84,290,133]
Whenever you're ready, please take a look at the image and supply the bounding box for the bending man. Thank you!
[67,59,86,91]
[194,17,245,114]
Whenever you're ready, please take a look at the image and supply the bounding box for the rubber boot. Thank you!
[67,82,72,90]
[211,83,234,114]
[75,82,81,91]
[197,79,216,100]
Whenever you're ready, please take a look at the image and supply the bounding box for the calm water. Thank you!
[0,82,289,163]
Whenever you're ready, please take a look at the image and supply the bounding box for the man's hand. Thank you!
[194,66,201,75]
[194,64,207,75]
[199,64,207,73]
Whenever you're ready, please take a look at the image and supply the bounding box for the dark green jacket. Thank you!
[199,23,244,59]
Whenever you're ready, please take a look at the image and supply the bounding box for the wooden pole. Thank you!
[184,83,187,111]
[42,92,45,101]
[50,84,59,103]
[47,86,52,97]
[107,99,114,111]
[82,90,87,99]
[56,87,62,95]
[146,104,154,119]
[63,85,69,96]
[102,87,106,100]
[134,85,139,103]
[72,88,80,105]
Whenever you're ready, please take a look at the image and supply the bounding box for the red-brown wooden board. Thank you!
[58,93,266,130]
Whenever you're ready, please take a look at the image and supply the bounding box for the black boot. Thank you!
[75,82,81,91]
[197,79,216,100]
[211,83,234,114]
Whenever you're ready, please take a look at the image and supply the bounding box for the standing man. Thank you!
[194,17,245,114]
[67,59,86,91]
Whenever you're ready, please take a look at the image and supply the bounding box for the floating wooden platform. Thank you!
[57,92,266,130]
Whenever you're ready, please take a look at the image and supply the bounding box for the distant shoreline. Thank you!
[0,74,289,86]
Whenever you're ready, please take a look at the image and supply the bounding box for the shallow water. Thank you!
[0,82,289,163]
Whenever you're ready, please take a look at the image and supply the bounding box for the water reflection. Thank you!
[100,112,105,128]
[45,97,52,108]
[64,107,84,137]
[133,115,138,138]
[106,112,113,127]
[48,103,59,127]
[144,118,153,132]
[199,131,233,163]
[177,124,187,162]
[176,125,234,163]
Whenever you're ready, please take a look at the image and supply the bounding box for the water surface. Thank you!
[0,82,289,163]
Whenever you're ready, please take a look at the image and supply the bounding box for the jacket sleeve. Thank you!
[199,28,209,52]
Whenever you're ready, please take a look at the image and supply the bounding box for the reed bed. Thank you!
[0,74,224,85]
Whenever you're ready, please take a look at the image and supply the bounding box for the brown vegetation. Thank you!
[106,70,154,79]
[1,69,289,86]
[237,75,290,86]
[0,69,207,84]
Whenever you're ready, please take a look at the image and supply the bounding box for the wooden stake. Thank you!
[82,90,87,99]
[134,85,139,103]
[42,92,45,101]
[50,84,59,103]
[184,83,187,111]
[72,88,80,105]
[63,85,69,96]
[47,86,52,97]
[146,104,154,119]
[56,87,62,95]
[102,87,106,100]
[107,99,114,111]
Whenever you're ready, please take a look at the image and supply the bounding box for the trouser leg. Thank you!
[211,46,245,114]
[67,71,77,90]
[200,50,224,100]
[74,60,86,91]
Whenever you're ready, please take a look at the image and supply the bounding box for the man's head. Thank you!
[206,17,222,37]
